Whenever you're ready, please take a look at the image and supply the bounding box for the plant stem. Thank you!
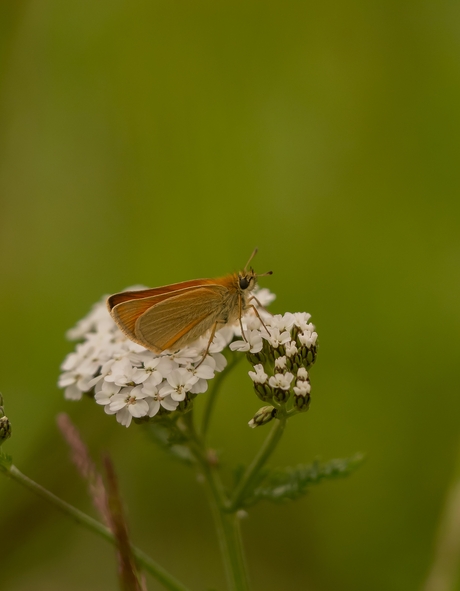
[2,464,191,591]
[205,485,251,591]
[182,412,251,591]
[200,353,241,439]
[227,415,286,511]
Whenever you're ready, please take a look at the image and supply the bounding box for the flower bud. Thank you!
[247,351,267,366]
[248,406,277,428]
[248,364,268,384]
[295,330,318,369]
[268,373,294,404]
[0,416,11,445]
[274,356,287,372]
[253,383,273,402]
[296,368,309,381]
[273,387,290,404]
[293,377,311,412]
[293,392,311,412]
[273,345,286,359]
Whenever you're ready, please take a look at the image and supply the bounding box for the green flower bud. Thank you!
[247,351,267,366]
[268,372,294,404]
[306,346,317,366]
[254,383,273,402]
[273,387,290,404]
[261,338,276,364]
[293,393,311,412]
[294,353,303,369]
[248,406,277,428]
[293,371,311,412]
[0,416,11,445]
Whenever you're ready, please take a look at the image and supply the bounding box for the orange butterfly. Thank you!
[107,249,272,364]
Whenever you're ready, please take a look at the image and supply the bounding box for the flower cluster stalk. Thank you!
[228,415,286,512]
[200,352,242,439]
[181,406,288,591]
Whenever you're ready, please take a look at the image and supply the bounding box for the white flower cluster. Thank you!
[241,311,318,423]
[231,311,318,358]
[249,365,310,397]
[58,287,276,428]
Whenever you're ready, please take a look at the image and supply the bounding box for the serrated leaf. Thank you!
[242,454,364,506]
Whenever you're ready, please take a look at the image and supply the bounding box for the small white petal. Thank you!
[159,384,175,397]
[229,340,251,352]
[147,398,161,417]
[275,356,287,370]
[253,287,276,307]
[160,395,179,412]
[128,399,149,417]
[109,397,129,412]
[294,381,311,396]
[285,341,298,357]
[116,407,132,427]
[190,379,209,394]
[248,364,268,384]
[64,384,83,400]
[211,353,227,371]
[297,368,309,380]
[268,372,294,390]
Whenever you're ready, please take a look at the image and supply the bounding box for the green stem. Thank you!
[205,486,251,591]
[227,415,286,512]
[2,464,191,591]
[182,412,251,591]
[200,353,242,439]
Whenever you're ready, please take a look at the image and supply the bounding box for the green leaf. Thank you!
[241,454,364,506]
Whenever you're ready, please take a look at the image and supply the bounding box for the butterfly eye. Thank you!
[239,276,250,290]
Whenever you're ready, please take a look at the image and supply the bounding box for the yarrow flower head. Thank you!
[58,286,317,429]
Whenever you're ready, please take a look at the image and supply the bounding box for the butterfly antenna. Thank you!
[244,248,258,272]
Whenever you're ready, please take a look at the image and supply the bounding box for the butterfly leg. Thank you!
[238,294,248,342]
[247,303,271,337]
[248,295,271,314]
[195,321,220,368]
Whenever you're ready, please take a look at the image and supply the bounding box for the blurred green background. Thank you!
[1,1,460,590]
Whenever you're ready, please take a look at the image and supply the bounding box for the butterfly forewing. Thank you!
[107,279,219,310]
[135,285,228,352]
[110,286,213,350]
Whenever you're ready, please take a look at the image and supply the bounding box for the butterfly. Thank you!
[107,249,272,364]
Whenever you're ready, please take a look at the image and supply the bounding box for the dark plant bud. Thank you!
[0,416,11,445]
[248,406,277,428]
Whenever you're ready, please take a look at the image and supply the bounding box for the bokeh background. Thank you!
[1,1,460,590]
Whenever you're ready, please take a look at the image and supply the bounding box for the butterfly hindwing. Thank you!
[134,285,228,352]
